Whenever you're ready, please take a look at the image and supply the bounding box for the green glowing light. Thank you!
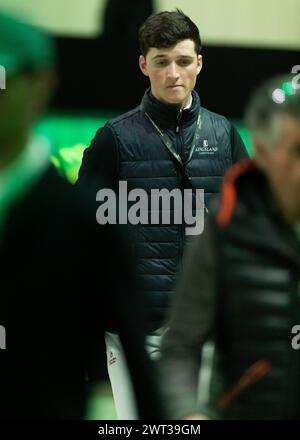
[282,81,295,96]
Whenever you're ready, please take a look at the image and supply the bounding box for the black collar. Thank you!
[141,88,201,130]
[236,163,299,256]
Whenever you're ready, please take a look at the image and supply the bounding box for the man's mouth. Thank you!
[167,85,183,89]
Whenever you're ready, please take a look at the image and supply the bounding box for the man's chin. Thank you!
[163,94,187,107]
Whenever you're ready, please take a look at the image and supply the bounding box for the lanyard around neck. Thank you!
[144,110,202,167]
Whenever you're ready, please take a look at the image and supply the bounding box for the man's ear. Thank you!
[196,55,203,75]
[252,137,270,170]
[29,70,57,120]
[139,55,149,77]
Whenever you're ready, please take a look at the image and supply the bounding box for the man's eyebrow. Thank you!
[152,54,194,60]
[152,54,169,60]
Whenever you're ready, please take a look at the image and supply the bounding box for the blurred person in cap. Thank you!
[160,74,300,419]
[0,12,162,420]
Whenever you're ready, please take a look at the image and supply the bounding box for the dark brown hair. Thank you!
[139,9,201,56]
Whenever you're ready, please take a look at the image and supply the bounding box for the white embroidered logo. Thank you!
[195,142,218,154]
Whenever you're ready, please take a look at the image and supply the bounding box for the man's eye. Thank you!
[155,60,168,67]
[178,59,192,66]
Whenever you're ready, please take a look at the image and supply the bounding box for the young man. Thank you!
[77,9,248,418]
[0,12,162,420]
[160,75,300,420]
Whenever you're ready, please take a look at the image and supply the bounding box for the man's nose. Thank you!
[166,62,180,79]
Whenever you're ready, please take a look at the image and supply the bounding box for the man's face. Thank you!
[256,114,300,222]
[0,74,33,146]
[0,71,54,164]
[139,39,202,108]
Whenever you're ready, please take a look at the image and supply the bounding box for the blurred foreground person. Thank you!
[0,13,161,419]
[160,75,300,419]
